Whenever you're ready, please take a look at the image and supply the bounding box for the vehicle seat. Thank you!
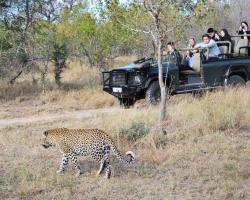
[218,45,229,59]
[234,39,249,56]
[191,53,201,72]
[231,39,235,53]
[216,41,232,59]
[219,45,229,54]
[180,53,200,75]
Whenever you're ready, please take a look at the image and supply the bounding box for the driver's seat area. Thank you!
[180,53,201,75]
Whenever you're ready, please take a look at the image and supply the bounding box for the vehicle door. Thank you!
[162,54,179,90]
[202,58,227,87]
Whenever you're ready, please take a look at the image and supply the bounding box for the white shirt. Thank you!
[195,39,221,57]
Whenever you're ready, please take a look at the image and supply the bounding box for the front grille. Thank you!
[103,72,110,86]
[128,74,135,85]
[110,72,126,86]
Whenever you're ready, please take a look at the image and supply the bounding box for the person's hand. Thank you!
[215,33,220,40]
[193,49,199,54]
[162,51,168,56]
[242,24,247,31]
[239,25,242,31]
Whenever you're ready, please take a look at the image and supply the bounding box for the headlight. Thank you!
[128,74,144,85]
[134,75,142,84]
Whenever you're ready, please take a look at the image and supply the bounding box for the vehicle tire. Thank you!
[145,81,161,106]
[118,98,135,109]
[192,90,205,98]
[227,75,246,87]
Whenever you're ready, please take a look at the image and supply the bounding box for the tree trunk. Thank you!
[53,43,67,86]
[157,40,167,132]
[54,56,62,86]
[41,61,49,93]
[54,53,66,87]
[8,62,26,85]
[9,70,23,85]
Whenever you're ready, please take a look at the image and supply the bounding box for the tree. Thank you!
[142,1,168,128]
[103,0,231,134]
[108,0,190,133]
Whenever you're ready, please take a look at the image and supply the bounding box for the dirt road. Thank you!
[0,107,119,129]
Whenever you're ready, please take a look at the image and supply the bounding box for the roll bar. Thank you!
[216,41,231,51]
[179,40,234,59]
[175,36,250,61]
[231,34,250,37]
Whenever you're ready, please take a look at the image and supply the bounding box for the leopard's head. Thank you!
[41,130,56,149]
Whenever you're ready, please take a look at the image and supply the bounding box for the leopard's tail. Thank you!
[110,142,135,165]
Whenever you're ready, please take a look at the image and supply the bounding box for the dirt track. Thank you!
[0,107,119,129]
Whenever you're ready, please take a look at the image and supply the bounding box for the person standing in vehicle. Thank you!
[185,37,197,67]
[238,21,250,40]
[207,28,220,41]
[195,34,221,59]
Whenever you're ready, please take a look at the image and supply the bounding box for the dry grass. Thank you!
[40,87,115,109]
[0,60,116,119]
[0,56,137,102]
[0,86,115,119]
[0,88,250,199]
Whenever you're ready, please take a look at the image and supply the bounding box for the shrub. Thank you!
[119,121,150,141]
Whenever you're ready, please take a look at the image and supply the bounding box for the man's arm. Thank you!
[194,43,202,48]
[199,40,216,48]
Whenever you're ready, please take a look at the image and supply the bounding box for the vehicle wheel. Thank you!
[227,75,246,87]
[118,98,135,109]
[145,81,161,106]
[192,90,205,98]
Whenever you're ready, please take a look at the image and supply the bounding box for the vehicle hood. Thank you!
[112,60,153,71]
[112,63,135,71]
[111,61,175,73]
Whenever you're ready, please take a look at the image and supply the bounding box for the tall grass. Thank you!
[200,89,247,131]
[168,89,248,133]
[0,88,250,199]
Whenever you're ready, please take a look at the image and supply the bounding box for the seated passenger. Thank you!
[166,42,182,64]
[184,37,197,67]
[207,28,220,41]
[195,34,221,59]
[219,29,232,43]
[219,29,232,53]
[238,21,250,40]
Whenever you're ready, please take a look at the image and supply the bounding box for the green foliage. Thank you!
[0,25,12,50]
[0,0,238,84]
[119,121,150,141]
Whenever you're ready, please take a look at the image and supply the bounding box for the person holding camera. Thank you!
[238,21,250,40]
[207,28,220,41]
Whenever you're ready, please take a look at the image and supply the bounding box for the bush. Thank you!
[0,81,41,102]
[119,121,150,141]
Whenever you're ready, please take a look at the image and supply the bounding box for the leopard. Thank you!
[41,128,135,179]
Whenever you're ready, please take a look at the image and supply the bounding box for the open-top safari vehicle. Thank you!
[102,35,250,108]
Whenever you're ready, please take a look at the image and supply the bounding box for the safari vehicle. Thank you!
[102,35,250,108]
